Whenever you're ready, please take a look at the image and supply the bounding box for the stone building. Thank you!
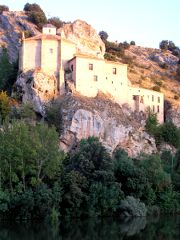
[19,24,164,123]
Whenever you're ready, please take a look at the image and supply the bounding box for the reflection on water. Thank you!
[0,216,179,240]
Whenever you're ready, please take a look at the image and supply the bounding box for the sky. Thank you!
[2,0,180,48]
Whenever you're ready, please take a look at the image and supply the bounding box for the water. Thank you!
[0,216,179,240]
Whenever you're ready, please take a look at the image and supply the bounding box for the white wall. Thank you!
[22,40,41,70]
[41,39,60,73]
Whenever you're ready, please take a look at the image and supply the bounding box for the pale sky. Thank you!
[2,0,180,48]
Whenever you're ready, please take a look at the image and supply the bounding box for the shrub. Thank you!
[24,3,47,29]
[118,196,147,217]
[0,91,10,121]
[48,17,63,29]
[28,11,47,29]
[159,62,168,69]
[145,111,158,135]
[130,40,136,45]
[152,85,161,92]
[99,31,108,41]
[0,5,9,14]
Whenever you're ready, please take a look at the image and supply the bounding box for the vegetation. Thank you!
[0,108,179,221]
[159,40,180,57]
[0,47,18,94]
[48,17,64,29]
[0,5,9,14]
[0,91,11,122]
[24,3,47,29]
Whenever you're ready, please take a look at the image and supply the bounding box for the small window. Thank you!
[71,64,73,71]
[157,105,160,113]
[113,68,117,74]
[158,96,160,103]
[152,95,154,102]
[49,48,53,54]
[49,29,51,33]
[94,75,98,81]
[140,96,144,103]
[89,63,93,70]
[152,105,155,112]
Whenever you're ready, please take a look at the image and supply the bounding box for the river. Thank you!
[0,216,179,240]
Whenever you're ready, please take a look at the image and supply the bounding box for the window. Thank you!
[158,96,160,103]
[94,75,98,81]
[49,48,53,54]
[157,105,160,113]
[113,68,117,74]
[152,105,155,112]
[89,63,93,70]
[71,64,73,71]
[152,95,154,102]
[140,96,144,103]
[49,29,51,33]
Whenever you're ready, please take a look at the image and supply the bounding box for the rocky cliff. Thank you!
[57,19,105,58]
[58,92,157,157]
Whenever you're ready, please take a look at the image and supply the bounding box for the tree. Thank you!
[0,5,9,14]
[48,17,63,29]
[0,91,10,122]
[0,47,18,94]
[130,40,136,45]
[24,3,47,29]
[159,40,168,51]
[99,31,109,42]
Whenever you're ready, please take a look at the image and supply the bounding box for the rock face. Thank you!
[14,70,58,114]
[59,93,157,157]
[57,19,105,58]
[0,11,40,62]
[166,107,180,128]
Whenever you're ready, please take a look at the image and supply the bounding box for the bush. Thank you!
[48,17,63,29]
[118,196,147,217]
[24,3,47,29]
[152,85,161,92]
[0,91,10,121]
[28,11,47,29]
[159,62,168,69]
[130,41,136,45]
[0,5,9,14]
[99,31,108,41]
[0,47,18,94]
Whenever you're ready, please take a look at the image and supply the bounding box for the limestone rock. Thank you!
[59,93,157,157]
[14,70,58,114]
[58,19,105,58]
[166,106,180,128]
[0,11,40,62]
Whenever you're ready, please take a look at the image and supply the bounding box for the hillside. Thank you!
[0,11,179,108]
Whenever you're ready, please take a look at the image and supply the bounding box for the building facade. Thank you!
[19,24,164,123]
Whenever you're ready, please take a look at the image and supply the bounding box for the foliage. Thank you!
[145,111,180,148]
[159,40,180,57]
[0,47,18,94]
[145,111,158,135]
[48,17,63,28]
[152,85,161,92]
[0,91,10,122]
[118,196,147,217]
[99,31,108,41]
[0,5,9,14]
[130,40,136,45]
[45,100,63,133]
[24,3,47,29]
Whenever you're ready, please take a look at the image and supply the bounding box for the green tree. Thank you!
[0,5,9,14]
[48,17,63,28]
[0,91,10,122]
[99,31,108,42]
[159,40,168,51]
[0,48,18,94]
[24,3,47,29]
